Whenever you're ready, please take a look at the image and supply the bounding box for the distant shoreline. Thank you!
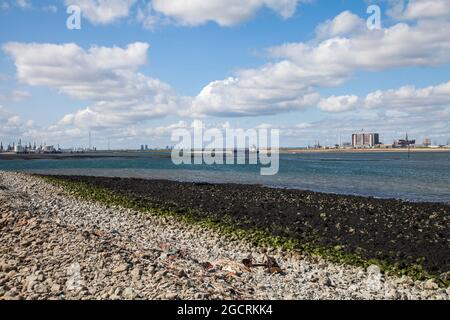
[280,148,450,154]
[0,151,172,161]
[1,148,449,160]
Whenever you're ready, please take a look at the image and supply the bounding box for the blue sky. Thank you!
[1,0,450,148]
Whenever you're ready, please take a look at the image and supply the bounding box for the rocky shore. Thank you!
[41,174,449,278]
[0,171,449,300]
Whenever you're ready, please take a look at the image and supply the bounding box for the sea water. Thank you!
[1,151,449,203]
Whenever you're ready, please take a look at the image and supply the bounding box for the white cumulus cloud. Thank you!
[364,80,450,111]
[319,80,450,114]
[65,0,135,25]
[190,13,450,117]
[3,42,183,128]
[315,11,365,39]
[390,0,450,20]
[151,0,302,26]
[0,105,37,139]
[318,95,359,113]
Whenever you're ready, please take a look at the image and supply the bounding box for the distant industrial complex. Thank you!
[308,132,447,150]
[350,132,417,149]
[0,139,99,155]
[0,140,61,154]
[1,131,449,155]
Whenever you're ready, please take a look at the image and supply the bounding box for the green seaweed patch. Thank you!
[39,175,449,287]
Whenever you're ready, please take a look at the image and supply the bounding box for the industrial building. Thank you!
[393,133,416,148]
[0,140,59,154]
[394,138,416,148]
[352,133,380,148]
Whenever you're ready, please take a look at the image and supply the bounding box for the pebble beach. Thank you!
[0,171,449,300]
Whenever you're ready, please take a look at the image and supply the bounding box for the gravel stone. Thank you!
[0,171,448,300]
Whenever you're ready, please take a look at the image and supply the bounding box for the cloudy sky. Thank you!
[0,0,449,148]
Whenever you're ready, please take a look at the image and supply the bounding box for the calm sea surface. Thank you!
[1,151,449,203]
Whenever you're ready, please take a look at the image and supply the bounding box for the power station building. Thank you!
[352,133,380,148]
